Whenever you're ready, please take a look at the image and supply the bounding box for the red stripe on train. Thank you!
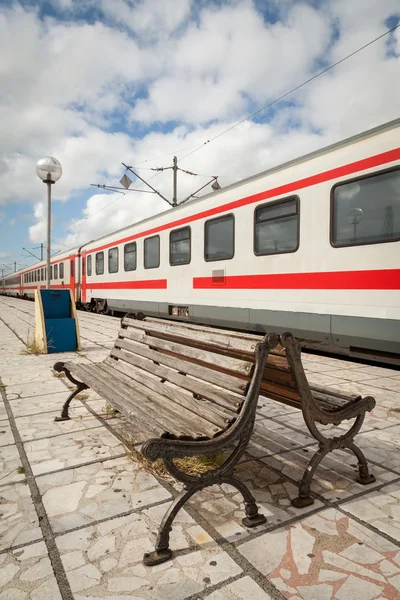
[86,148,400,255]
[193,269,400,290]
[85,279,167,290]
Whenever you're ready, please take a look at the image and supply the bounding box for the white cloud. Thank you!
[0,0,398,258]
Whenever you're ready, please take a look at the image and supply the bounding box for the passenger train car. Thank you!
[2,119,400,362]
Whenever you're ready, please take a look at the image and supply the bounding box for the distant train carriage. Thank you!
[1,118,399,363]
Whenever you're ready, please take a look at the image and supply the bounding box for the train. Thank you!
[1,118,400,363]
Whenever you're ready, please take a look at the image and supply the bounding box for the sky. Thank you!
[0,0,399,273]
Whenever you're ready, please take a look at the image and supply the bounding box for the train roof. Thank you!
[82,117,400,249]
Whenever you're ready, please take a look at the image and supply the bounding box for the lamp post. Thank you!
[36,157,62,289]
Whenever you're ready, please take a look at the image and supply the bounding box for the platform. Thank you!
[1,295,399,600]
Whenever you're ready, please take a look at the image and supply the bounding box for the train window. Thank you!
[41,268,44,281]
[71,259,75,278]
[108,247,119,273]
[82,257,85,278]
[50,266,53,280]
[86,256,92,277]
[254,197,299,255]
[144,236,160,269]
[60,263,64,279]
[205,214,234,261]
[170,227,191,265]
[54,264,58,279]
[96,252,104,275]
[331,168,400,247]
[124,242,137,271]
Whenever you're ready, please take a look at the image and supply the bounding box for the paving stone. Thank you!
[57,506,241,599]
[0,445,25,485]
[0,481,42,550]
[14,400,110,441]
[342,482,400,543]
[37,456,171,532]
[0,420,14,446]
[5,379,67,399]
[0,401,8,421]
[7,392,70,417]
[357,426,400,473]
[185,459,323,542]
[238,507,400,600]
[0,541,61,599]
[262,444,397,502]
[24,426,124,475]
[247,419,313,458]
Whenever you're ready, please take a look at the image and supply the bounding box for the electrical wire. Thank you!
[68,21,399,232]
[178,22,400,163]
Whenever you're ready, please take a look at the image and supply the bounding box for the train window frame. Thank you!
[124,242,137,272]
[54,264,58,280]
[204,214,235,262]
[60,262,64,280]
[169,226,191,266]
[95,252,104,275]
[330,167,400,248]
[144,235,160,269]
[108,247,119,274]
[86,255,91,277]
[253,196,300,257]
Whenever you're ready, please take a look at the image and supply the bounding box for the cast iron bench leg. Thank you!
[53,363,89,422]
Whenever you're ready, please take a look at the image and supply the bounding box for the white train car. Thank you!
[0,272,22,297]
[80,119,400,362]
[0,248,81,302]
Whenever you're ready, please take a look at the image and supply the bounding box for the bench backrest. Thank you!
[111,317,360,417]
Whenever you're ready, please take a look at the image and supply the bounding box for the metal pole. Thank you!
[172,156,177,207]
[14,261,16,272]
[41,243,43,261]
[46,181,51,289]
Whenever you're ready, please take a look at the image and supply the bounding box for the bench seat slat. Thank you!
[104,356,235,430]
[111,347,243,413]
[99,362,223,439]
[114,338,248,396]
[72,361,214,439]
[64,363,173,438]
[118,328,254,377]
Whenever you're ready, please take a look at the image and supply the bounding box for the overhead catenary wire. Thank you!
[178,22,400,163]
[69,21,399,231]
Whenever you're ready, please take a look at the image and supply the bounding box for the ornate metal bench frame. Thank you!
[281,332,376,508]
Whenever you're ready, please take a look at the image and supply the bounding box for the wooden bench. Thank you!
[54,314,280,565]
[53,315,376,564]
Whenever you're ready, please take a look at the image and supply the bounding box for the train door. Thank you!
[70,257,76,301]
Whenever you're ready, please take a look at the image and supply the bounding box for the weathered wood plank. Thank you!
[310,383,361,404]
[100,362,221,439]
[111,347,243,412]
[118,328,254,377]
[66,363,170,437]
[113,338,247,396]
[137,316,287,355]
[260,380,300,403]
[104,356,234,430]
[123,317,259,357]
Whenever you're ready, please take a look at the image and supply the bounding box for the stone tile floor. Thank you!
[1,295,400,600]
